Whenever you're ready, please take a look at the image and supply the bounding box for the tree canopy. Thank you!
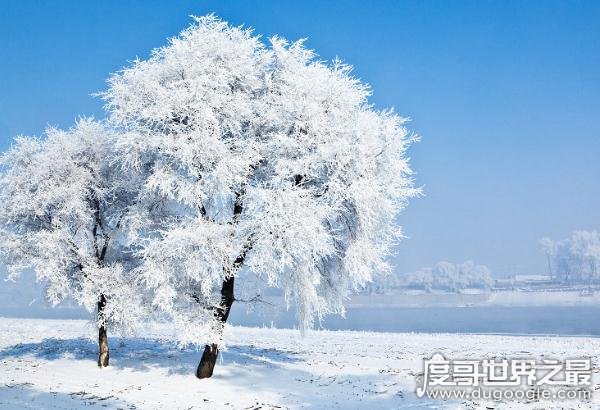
[0,16,418,351]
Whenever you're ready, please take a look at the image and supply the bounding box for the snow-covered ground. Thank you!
[0,317,597,409]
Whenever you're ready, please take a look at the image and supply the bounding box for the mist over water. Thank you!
[3,270,599,336]
[230,304,600,336]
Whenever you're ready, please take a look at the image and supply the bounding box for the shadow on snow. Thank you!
[0,335,445,408]
[0,383,135,409]
[0,336,301,376]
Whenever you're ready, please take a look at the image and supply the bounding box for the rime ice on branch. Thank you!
[102,15,419,377]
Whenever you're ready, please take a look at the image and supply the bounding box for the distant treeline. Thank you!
[364,260,493,293]
[364,230,600,294]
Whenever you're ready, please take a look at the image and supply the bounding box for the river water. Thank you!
[229,304,600,336]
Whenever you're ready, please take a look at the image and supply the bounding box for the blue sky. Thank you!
[1,0,599,277]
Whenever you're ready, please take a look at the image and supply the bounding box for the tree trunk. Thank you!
[196,276,235,379]
[97,294,109,367]
[196,190,249,379]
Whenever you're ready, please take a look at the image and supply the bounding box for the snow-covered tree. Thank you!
[541,231,600,284]
[101,15,418,378]
[0,119,145,367]
[390,260,493,292]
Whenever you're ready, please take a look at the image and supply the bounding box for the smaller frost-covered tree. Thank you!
[102,15,419,378]
[541,231,600,285]
[0,119,145,367]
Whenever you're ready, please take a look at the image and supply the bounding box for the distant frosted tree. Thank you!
[102,15,418,378]
[0,119,145,367]
[541,231,600,284]
[394,261,493,292]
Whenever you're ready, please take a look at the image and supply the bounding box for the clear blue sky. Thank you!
[1,0,599,277]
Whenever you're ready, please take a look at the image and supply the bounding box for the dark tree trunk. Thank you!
[97,294,109,367]
[91,197,110,367]
[196,276,235,379]
[196,190,252,379]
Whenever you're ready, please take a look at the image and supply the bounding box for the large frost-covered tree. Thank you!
[102,15,418,378]
[0,119,145,367]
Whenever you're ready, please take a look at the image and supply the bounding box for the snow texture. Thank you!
[0,318,597,409]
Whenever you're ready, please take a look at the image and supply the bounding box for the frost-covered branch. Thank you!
[101,15,419,347]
